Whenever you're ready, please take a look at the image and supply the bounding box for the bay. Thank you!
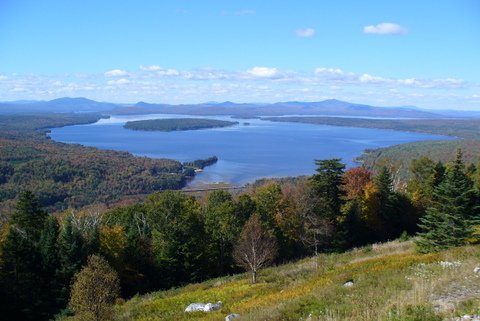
[49,114,453,186]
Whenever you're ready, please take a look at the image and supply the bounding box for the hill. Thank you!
[5,97,480,119]
[0,97,119,113]
[113,99,443,118]
[109,241,480,321]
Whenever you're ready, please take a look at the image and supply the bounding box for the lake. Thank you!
[49,114,451,186]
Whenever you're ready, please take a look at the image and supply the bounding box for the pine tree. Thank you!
[310,158,346,220]
[10,191,47,241]
[0,191,50,320]
[417,150,480,252]
[57,216,88,307]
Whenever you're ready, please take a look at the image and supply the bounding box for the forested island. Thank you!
[124,118,238,131]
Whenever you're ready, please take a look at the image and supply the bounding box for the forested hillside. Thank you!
[0,114,187,215]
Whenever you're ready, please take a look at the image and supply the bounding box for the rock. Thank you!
[204,301,222,312]
[343,281,354,287]
[185,303,206,312]
[185,301,222,312]
[439,261,462,269]
[474,266,480,274]
[225,313,241,320]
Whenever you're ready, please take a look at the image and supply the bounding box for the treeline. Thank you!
[124,118,238,131]
[1,151,479,320]
[183,156,218,169]
[0,114,189,215]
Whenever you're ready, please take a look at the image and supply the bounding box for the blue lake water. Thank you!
[49,114,452,186]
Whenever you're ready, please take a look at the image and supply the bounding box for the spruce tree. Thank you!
[10,191,47,241]
[310,158,345,220]
[417,150,480,252]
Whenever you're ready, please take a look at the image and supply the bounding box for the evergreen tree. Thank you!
[148,191,207,287]
[417,150,480,252]
[39,216,60,273]
[0,191,50,320]
[57,216,88,307]
[38,216,62,316]
[0,226,44,321]
[310,159,346,220]
[10,191,47,241]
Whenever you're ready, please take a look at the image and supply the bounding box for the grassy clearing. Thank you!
[114,241,480,321]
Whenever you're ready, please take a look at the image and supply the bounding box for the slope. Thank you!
[111,241,480,321]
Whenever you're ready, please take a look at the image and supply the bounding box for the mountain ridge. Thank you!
[1,97,478,119]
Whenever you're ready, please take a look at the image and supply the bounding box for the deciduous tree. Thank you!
[69,255,120,321]
[233,214,277,284]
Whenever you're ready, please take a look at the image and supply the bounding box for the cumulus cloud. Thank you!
[314,68,346,79]
[247,67,279,78]
[107,78,130,85]
[359,73,391,84]
[140,65,162,71]
[296,28,316,38]
[104,69,128,77]
[140,65,180,76]
[0,67,474,109]
[363,22,407,35]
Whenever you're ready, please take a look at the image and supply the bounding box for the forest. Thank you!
[1,150,479,320]
[0,114,190,215]
[123,118,238,131]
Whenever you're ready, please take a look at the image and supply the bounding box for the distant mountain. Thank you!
[112,99,443,118]
[0,97,119,114]
[3,97,479,119]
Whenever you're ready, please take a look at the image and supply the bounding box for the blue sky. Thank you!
[0,0,479,109]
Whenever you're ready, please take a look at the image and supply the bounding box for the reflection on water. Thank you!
[49,114,453,186]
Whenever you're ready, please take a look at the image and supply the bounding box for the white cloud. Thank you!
[247,67,278,78]
[104,69,128,77]
[314,68,345,78]
[363,23,407,35]
[107,78,130,85]
[140,65,180,76]
[359,73,390,84]
[140,65,162,71]
[296,28,316,38]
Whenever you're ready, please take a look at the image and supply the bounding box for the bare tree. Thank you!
[233,214,277,284]
[298,185,334,267]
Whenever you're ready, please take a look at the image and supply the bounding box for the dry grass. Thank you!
[111,242,480,321]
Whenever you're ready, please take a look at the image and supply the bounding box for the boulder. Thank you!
[343,281,354,287]
[185,303,206,312]
[185,301,222,313]
[474,266,480,274]
[204,301,222,312]
[225,313,241,320]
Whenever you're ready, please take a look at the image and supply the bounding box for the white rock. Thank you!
[185,303,206,312]
[473,266,480,273]
[204,301,222,312]
[225,313,241,321]
[343,281,354,287]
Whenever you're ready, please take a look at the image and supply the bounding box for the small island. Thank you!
[124,118,238,131]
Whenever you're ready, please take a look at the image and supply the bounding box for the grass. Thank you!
[113,241,480,321]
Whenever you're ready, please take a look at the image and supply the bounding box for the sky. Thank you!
[0,0,479,109]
